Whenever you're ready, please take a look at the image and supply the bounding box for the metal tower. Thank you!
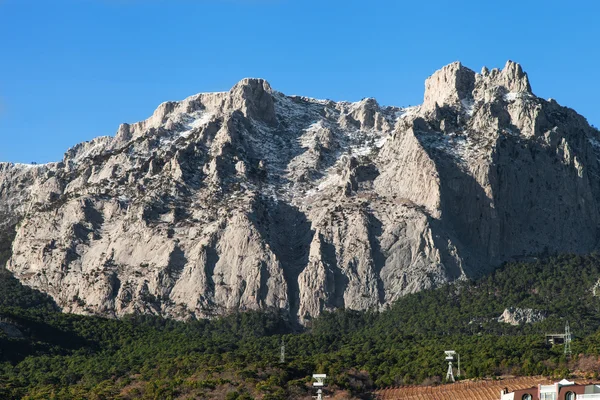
[564,321,572,358]
[312,374,327,400]
[280,338,285,364]
[445,351,456,382]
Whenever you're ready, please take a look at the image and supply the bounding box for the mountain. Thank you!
[1,61,599,324]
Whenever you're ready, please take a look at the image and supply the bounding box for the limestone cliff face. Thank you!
[2,61,600,324]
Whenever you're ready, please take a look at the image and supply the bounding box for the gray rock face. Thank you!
[2,61,600,324]
[423,61,476,111]
[0,323,23,338]
[498,307,547,325]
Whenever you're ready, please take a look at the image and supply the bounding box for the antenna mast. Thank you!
[312,374,327,400]
[445,351,456,382]
[564,321,572,358]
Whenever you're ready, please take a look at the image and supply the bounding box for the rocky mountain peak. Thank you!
[2,61,599,325]
[424,60,533,112]
[227,78,276,124]
[474,60,532,103]
[499,60,532,93]
[423,61,476,110]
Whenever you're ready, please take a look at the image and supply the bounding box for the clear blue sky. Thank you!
[1,0,598,163]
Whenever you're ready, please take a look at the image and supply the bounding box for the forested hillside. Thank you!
[2,253,600,399]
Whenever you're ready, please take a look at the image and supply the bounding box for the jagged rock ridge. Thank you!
[2,61,600,324]
[497,307,547,325]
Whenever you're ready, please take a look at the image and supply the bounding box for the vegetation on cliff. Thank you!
[2,253,600,399]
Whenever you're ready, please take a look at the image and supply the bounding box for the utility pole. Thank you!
[564,322,572,359]
[280,338,285,364]
[445,351,456,383]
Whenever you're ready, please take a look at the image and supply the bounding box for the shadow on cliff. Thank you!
[0,312,95,364]
[414,106,600,280]
[489,128,600,259]
[0,267,94,364]
[366,213,387,305]
[319,234,348,309]
[413,117,498,279]
[250,198,313,323]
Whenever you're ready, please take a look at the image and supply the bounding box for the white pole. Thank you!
[446,361,455,382]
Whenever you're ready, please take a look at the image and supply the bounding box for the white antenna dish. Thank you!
[444,351,457,382]
[313,374,326,387]
[312,374,327,399]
